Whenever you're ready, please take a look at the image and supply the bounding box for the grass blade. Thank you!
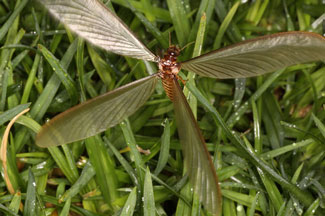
[144,167,155,216]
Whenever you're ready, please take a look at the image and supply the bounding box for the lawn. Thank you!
[0,0,324,215]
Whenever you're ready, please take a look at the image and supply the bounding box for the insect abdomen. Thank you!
[161,77,175,101]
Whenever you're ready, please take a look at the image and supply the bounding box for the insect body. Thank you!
[158,45,181,100]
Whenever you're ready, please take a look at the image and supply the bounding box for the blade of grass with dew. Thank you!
[236,204,245,216]
[311,112,325,139]
[59,197,71,216]
[8,191,21,214]
[213,1,240,49]
[144,167,155,216]
[214,0,242,42]
[227,68,285,128]
[166,0,190,46]
[21,54,40,104]
[260,139,314,160]
[56,181,65,199]
[7,29,25,110]
[120,187,137,216]
[20,158,55,182]
[154,118,170,175]
[38,44,78,105]
[188,0,215,43]
[276,202,287,216]
[35,174,47,196]
[0,67,9,111]
[0,103,30,125]
[291,163,304,185]
[249,167,268,215]
[247,192,260,216]
[233,78,246,111]
[243,134,283,212]
[23,169,38,216]
[222,190,262,211]
[304,198,320,216]
[120,119,145,183]
[0,203,19,216]
[251,100,261,154]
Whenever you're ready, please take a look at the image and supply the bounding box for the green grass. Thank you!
[0,0,324,215]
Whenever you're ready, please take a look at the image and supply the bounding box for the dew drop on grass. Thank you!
[236,205,243,212]
[36,161,46,169]
[125,205,130,213]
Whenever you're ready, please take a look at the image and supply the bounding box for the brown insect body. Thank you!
[158,45,181,101]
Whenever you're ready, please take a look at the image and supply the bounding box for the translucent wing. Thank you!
[41,0,157,62]
[182,32,325,78]
[36,75,158,147]
[171,78,222,215]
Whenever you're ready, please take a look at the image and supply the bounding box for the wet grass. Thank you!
[0,0,324,215]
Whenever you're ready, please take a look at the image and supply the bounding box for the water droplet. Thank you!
[125,206,130,213]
